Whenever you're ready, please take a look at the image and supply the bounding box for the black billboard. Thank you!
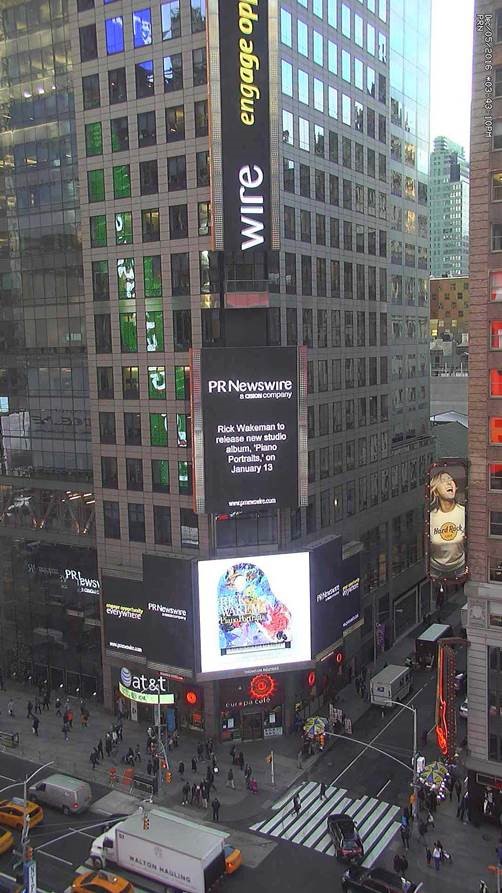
[310,540,361,658]
[103,556,195,672]
[217,0,271,251]
[196,347,300,513]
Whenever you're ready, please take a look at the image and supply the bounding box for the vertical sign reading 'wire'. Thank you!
[210,0,272,252]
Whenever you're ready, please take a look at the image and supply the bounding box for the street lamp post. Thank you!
[378,699,418,820]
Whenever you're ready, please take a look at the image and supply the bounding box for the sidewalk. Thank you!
[0,592,465,824]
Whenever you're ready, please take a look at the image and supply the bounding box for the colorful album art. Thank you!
[198,552,311,675]
[217,562,292,655]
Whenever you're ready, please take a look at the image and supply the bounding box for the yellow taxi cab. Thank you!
[71,871,134,893]
[0,826,14,854]
[224,844,242,875]
[0,799,43,831]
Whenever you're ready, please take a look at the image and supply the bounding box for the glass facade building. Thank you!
[429,135,470,277]
[0,0,432,734]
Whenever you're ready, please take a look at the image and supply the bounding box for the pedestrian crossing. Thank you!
[250,780,401,868]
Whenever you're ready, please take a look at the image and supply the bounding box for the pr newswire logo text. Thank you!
[208,378,293,400]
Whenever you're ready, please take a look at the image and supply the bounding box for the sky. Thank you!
[429,0,475,155]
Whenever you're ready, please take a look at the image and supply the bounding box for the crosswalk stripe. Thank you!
[250,781,401,869]
[285,788,348,843]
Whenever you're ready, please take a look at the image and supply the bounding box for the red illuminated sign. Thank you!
[307,671,316,687]
[335,651,343,664]
[249,674,277,700]
[185,690,198,705]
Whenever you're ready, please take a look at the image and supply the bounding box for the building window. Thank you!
[113,164,131,199]
[124,412,142,445]
[154,505,171,543]
[85,122,103,157]
[491,321,502,349]
[169,204,188,239]
[105,16,125,54]
[99,412,116,444]
[97,367,114,399]
[122,367,140,400]
[80,24,97,61]
[117,257,136,300]
[111,116,129,152]
[491,369,502,397]
[95,314,112,353]
[166,105,185,141]
[140,159,158,194]
[138,110,156,147]
[161,0,181,39]
[192,47,207,85]
[490,418,502,444]
[196,150,210,186]
[133,8,152,47]
[152,460,170,493]
[115,211,133,245]
[90,215,107,248]
[180,507,198,547]
[103,501,120,538]
[142,208,160,242]
[126,457,143,491]
[174,309,192,351]
[128,503,145,542]
[168,155,187,190]
[191,0,205,32]
[194,100,208,136]
[88,169,105,203]
[150,412,168,446]
[164,54,183,91]
[135,59,154,98]
[120,311,137,352]
[109,67,127,104]
[491,511,502,537]
[83,73,100,110]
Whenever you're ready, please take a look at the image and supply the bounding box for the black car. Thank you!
[327,813,364,862]
[341,866,423,893]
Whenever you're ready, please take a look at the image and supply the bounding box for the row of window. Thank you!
[79,1,204,60]
[280,1,387,56]
[306,360,389,397]
[281,53,385,108]
[101,455,189,494]
[88,203,210,249]
[99,405,188,451]
[103,500,197,546]
[281,101,386,155]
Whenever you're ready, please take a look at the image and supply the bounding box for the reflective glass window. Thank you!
[132,8,152,47]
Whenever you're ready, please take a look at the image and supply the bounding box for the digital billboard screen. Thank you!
[103,558,195,672]
[310,540,361,657]
[216,0,271,252]
[195,347,300,513]
[197,552,311,677]
[426,459,468,584]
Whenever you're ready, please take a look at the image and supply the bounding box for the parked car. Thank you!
[459,697,468,718]
[341,866,423,893]
[0,829,14,855]
[327,814,363,862]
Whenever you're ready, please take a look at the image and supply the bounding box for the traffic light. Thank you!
[143,815,150,831]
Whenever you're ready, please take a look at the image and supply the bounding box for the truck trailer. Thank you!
[89,807,229,893]
[369,665,412,707]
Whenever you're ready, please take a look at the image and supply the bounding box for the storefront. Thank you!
[468,770,502,824]
[220,674,284,741]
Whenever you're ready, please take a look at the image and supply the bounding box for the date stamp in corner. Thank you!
[477,13,494,138]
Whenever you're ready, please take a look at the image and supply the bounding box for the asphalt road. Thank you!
[0,658,468,893]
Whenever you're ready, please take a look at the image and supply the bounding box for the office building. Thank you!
[430,275,469,374]
[0,0,432,739]
[429,135,469,278]
[466,0,502,822]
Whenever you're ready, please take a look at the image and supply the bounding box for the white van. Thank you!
[370,665,412,707]
[28,773,92,815]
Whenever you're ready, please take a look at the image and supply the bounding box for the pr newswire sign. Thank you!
[218,0,271,252]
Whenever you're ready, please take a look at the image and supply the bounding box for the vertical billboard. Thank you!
[208,0,275,251]
[197,552,311,678]
[310,540,361,658]
[426,459,468,584]
[192,346,305,513]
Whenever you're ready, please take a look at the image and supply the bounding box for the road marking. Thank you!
[69,826,96,840]
[0,774,16,782]
[377,779,391,797]
[36,850,73,867]
[333,683,428,784]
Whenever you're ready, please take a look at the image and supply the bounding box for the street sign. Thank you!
[23,859,36,893]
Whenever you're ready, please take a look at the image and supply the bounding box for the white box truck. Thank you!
[370,665,412,708]
[89,807,228,893]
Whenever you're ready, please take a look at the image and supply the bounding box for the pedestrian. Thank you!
[293,793,301,817]
[67,708,73,729]
[191,783,197,805]
[418,818,427,841]
[62,721,69,742]
[34,696,41,715]
[43,693,50,711]
[355,675,361,696]
[432,843,441,871]
[201,781,208,809]
[211,797,220,821]
[8,699,14,718]
[230,744,236,764]
[32,716,39,736]
[105,733,112,757]
[238,751,244,771]
[479,882,489,893]
[244,764,252,789]
[320,781,327,800]
[192,757,197,773]
[426,810,435,829]
[125,748,135,767]
[430,789,437,812]
[400,825,410,850]
[227,768,235,790]
[457,792,468,821]
[179,761,185,778]
[116,722,123,742]
[153,755,159,775]
[90,749,98,770]
[111,729,118,747]
[147,759,153,776]
[421,728,428,747]
[455,779,462,802]
[425,847,432,866]
[447,776,454,801]
[205,741,210,760]
[26,700,33,718]
[173,730,179,748]
[182,782,190,806]
[197,742,203,761]
[80,711,88,728]
[55,697,61,717]
[97,739,104,761]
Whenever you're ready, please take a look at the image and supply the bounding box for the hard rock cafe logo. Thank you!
[439,522,459,542]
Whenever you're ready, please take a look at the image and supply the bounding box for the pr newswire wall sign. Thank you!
[217,0,271,251]
[192,347,305,513]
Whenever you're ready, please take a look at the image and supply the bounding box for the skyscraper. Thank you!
[429,135,470,277]
[0,0,432,738]
[466,0,502,823]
